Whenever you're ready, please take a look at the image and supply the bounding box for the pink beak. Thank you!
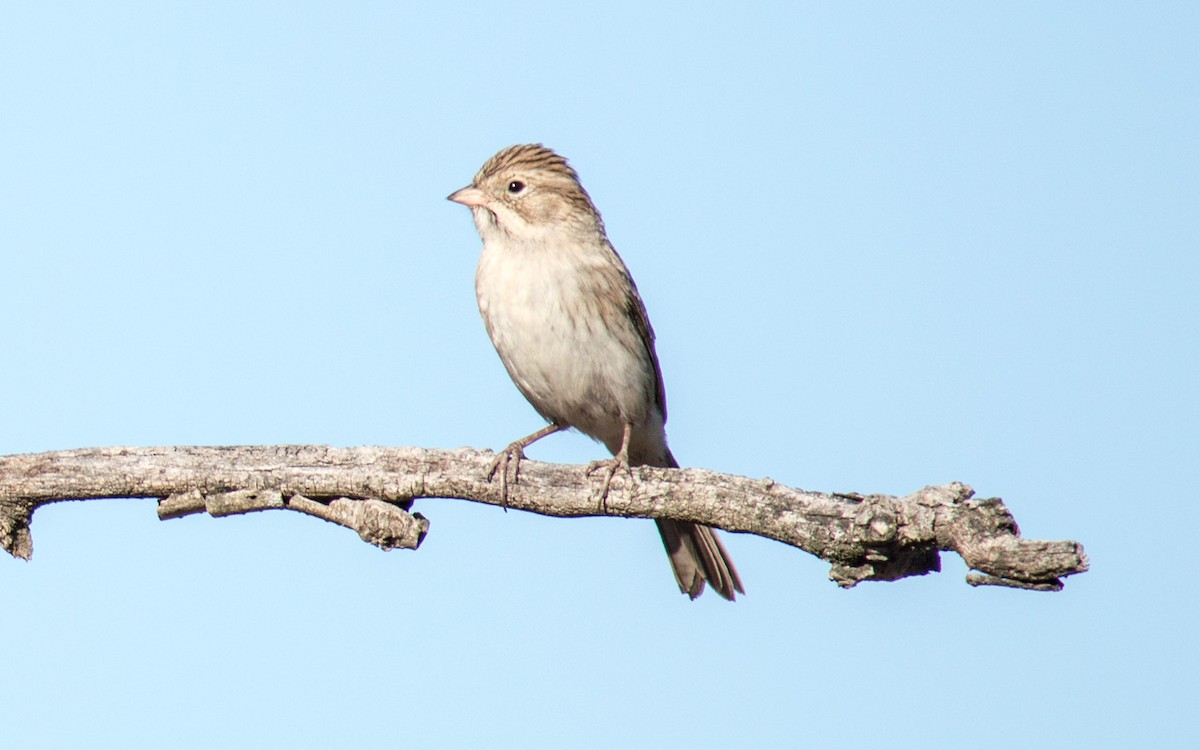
[447,186,488,208]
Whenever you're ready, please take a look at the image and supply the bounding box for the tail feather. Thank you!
[650,448,744,601]
[655,519,744,600]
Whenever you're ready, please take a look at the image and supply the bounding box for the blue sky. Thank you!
[2,3,1196,747]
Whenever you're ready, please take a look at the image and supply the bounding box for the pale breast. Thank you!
[475,235,657,447]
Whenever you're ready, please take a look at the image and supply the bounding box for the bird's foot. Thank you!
[586,451,633,513]
[486,442,527,511]
[484,424,570,510]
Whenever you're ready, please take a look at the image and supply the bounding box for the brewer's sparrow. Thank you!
[448,144,743,600]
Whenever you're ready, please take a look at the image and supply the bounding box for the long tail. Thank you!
[652,449,744,601]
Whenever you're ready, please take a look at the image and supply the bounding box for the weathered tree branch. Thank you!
[0,445,1087,590]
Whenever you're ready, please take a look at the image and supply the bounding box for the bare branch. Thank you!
[0,445,1087,590]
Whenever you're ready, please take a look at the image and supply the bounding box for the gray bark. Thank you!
[0,445,1087,590]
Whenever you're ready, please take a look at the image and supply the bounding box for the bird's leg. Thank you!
[586,422,634,513]
[488,423,568,509]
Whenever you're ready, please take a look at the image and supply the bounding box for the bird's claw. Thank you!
[586,454,633,513]
[487,443,527,511]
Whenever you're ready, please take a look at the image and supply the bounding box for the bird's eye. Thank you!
[507,180,525,194]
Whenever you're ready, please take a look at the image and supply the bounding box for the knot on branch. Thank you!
[827,492,941,588]
[1,497,34,560]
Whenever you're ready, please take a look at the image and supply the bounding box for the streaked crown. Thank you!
[475,144,581,187]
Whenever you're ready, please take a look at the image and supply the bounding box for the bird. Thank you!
[447,143,743,600]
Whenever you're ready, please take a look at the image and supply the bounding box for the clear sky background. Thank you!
[2,3,1196,748]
